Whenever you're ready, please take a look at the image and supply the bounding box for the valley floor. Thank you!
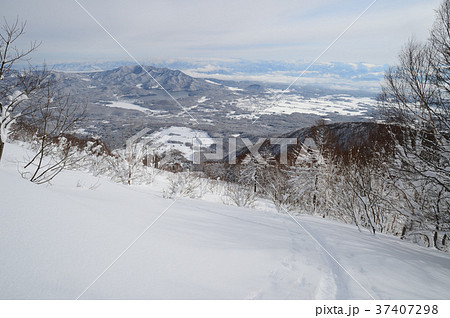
[1,143,449,299]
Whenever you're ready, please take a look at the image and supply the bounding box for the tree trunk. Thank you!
[0,140,4,162]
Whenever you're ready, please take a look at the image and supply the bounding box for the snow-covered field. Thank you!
[234,93,377,119]
[100,101,150,113]
[143,126,215,161]
[264,95,375,117]
[1,143,450,300]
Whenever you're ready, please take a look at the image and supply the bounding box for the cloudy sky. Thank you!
[3,0,442,66]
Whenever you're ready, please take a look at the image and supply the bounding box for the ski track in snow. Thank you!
[299,221,363,300]
[274,221,338,300]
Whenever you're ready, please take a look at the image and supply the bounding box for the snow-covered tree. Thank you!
[163,171,205,199]
[337,150,401,234]
[290,138,324,211]
[221,182,256,208]
[238,149,274,193]
[379,0,450,250]
[159,149,188,172]
[265,166,297,213]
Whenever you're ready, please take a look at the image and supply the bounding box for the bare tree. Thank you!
[21,84,86,184]
[379,0,450,249]
[0,18,50,161]
[106,140,148,185]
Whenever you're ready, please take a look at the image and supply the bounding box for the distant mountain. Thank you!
[51,59,387,91]
[92,65,219,91]
[51,65,218,93]
[51,61,133,72]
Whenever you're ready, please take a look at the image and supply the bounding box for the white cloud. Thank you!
[183,69,380,91]
[187,64,231,73]
[2,0,443,65]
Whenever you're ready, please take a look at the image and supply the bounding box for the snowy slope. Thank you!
[1,143,450,300]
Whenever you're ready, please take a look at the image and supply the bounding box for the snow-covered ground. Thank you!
[143,126,215,161]
[100,101,151,113]
[234,93,377,119]
[1,142,450,300]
